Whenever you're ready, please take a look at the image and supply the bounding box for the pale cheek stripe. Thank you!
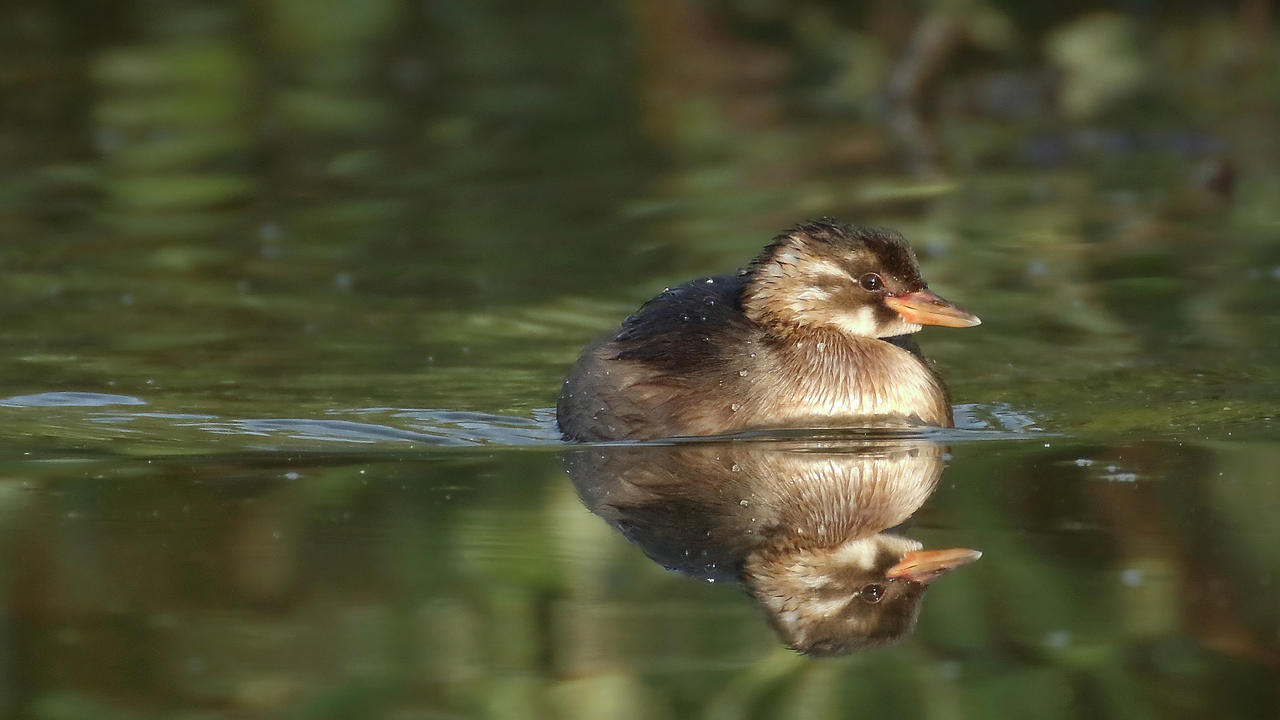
[828,538,880,567]
[795,288,833,302]
[807,259,851,280]
[830,307,879,336]
[829,310,922,338]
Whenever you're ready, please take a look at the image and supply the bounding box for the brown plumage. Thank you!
[557,219,980,441]
[566,439,981,656]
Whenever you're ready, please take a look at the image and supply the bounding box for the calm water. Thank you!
[2,2,1279,718]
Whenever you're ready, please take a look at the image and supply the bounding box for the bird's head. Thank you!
[743,219,980,338]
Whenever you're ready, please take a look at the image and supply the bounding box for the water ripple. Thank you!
[0,392,148,407]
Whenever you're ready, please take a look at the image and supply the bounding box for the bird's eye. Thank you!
[858,273,884,292]
[858,583,885,603]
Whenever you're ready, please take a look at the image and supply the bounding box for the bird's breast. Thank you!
[720,336,951,429]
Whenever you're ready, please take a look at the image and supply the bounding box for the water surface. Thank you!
[2,1,1278,718]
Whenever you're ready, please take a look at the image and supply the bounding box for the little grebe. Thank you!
[557,219,980,441]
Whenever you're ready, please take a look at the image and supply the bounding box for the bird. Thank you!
[557,219,980,441]
[565,438,981,655]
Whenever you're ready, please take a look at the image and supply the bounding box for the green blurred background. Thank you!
[0,0,1278,718]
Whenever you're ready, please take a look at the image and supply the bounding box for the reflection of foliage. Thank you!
[5,440,1278,718]
[2,0,1276,434]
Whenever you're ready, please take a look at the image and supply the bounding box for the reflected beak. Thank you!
[885,289,981,328]
[886,548,982,584]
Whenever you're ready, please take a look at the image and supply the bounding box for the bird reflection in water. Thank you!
[564,437,980,656]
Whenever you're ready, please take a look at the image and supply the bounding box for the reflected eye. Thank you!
[858,583,885,603]
[858,273,884,292]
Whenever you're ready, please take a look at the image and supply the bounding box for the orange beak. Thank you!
[885,289,981,328]
[886,548,982,584]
